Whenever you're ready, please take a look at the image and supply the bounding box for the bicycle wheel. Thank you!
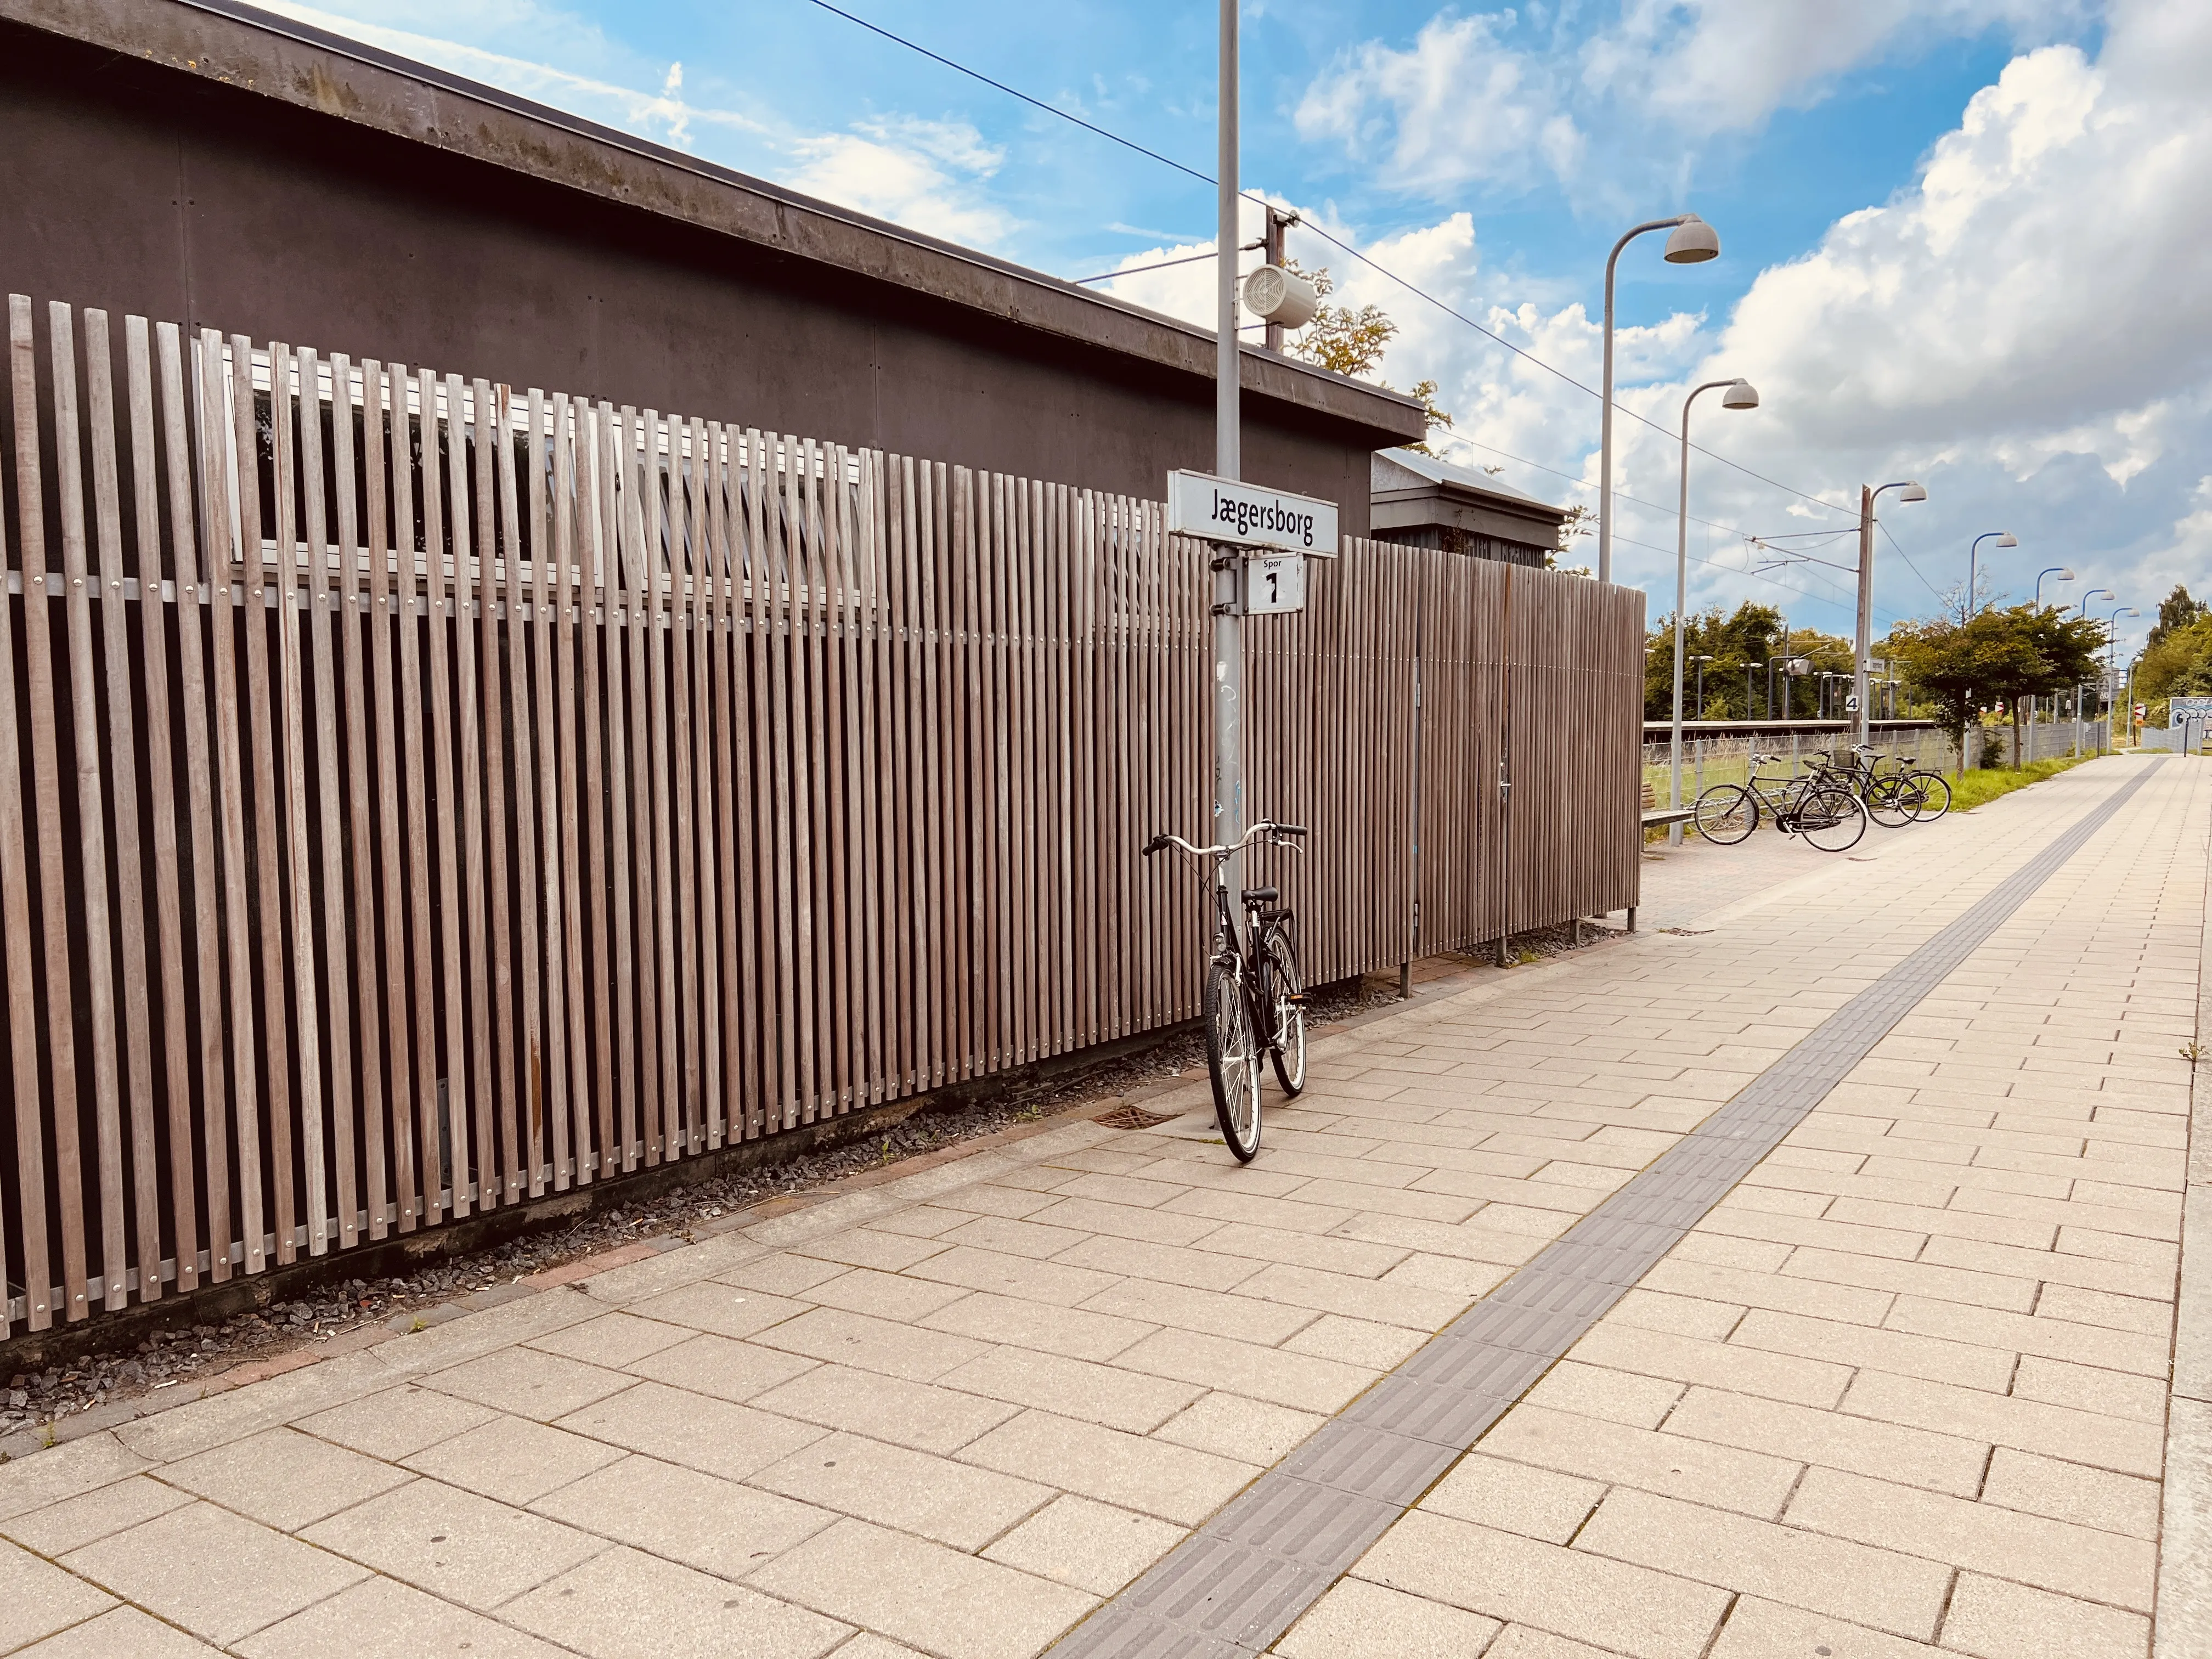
[1204,956,1263,1162]
[1261,924,1306,1097]
[1797,786,1869,853]
[1864,776,1914,829]
[1906,771,1952,821]
[1692,783,1756,844]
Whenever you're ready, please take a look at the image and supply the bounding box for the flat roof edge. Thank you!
[3,0,1427,444]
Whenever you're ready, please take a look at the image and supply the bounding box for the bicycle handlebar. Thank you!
[1143,820,1306,859]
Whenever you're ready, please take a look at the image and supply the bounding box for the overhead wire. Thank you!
[800,0,1862,525]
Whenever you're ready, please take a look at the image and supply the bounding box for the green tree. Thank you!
[1887,605,2106,770]
[1644,601,1798,721]
[1282,261,1453,454]
[2139,612,2212,702]
[2148,583,2208,651]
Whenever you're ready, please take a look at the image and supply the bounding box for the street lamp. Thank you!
[2106,605,2140,752]
[1669,376,1758,844]
[2074,589,2115,756]
[1854,479,1927,746]
[2025,567,2074,757]
[2034,566,2074,610]
[1599,212,1721,584]
[1691,654,1715,720]
[1966,531,2017,622]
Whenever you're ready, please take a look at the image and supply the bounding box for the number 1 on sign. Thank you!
[1245,554,1306,614]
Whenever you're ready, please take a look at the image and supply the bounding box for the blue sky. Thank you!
[262,0,2208,653]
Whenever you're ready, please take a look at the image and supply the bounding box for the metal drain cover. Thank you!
[1095,1104,1182,1130]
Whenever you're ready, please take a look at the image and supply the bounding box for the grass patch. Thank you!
[1947,753,2091,812]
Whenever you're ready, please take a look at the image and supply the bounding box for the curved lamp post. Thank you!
[1966,531,2017,622]
[2074,589,2116,755]
[1853,480,1927,746]
[2026,567,2075,755]
[1599,213,1720,584]
[2106,605,2140,752]
[2034,565,2074,610]
[1669,376,1758,843]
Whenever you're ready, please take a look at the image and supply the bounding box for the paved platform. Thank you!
[0,755,2200,1658]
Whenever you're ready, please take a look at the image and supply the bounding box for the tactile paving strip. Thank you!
[1045,761,2165,1657]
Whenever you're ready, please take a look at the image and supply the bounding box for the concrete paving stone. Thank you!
[0,1435,151,1523]
[1114,1327,1376,1415]
[1571,1317,1854,1408]
[933,1214,1100,1261]
[1076,1278,1319,1346]
[1658,1230,1796,1274]
[1939,1571,2152,1659]
[792,1228,961,1274]
[528,1309,699,1369]
[1048,1234,1263,1292]
[1128,1155,1313,1199]
[1150,1392,1328,1468]
[748,1363,1021,1455]
[918,1289,1158,1363]
[904,1245,1124,1309]
[754,1307,994,1383]
[1020,1195,1222,1247]
[401,1412,629,1506]
[554,1378,829,1481]
[1052,1146,1170,1176]
[625,1330,822,1402]
[1699,1204,1928,1259]
[2036,1282,2174,1335]
[296,1384,501,1462]
[2011,1356,2168,1424]
[177,1409,404,1528]
[1574,1486,1950,1639]
[938,1344,1205,1434]
[1273,1575,1504,1659]
[1706,1596,1945,1659]
[2056,1225,2180,1269]
[748,1516,1094,1659]
[1232,1261,1470,1330]
[1779,1245,2039,1312]
[1482,1625,1632,1659]
[428,1347,636,1423]
[1331,1210,1551,1267]
[1482,1401,1801,1517]
[868,1205,982,1240]
[1921,1235,2175,1302]
[1519,1359,1686,1429]
[929,1183,1071,1222]
[301,1479,602,1610]
[801,1268,975,1324]
[718,1251,853,1297]
[960,1410,1258,1527]
[1841,1368,2164,1479]
[0,1475,191,1556]
[1823,1193,2054,1249]
[503,1543,851,1659]
[1857,1156,2070,1200]
[1785,1465,2154,1611]
[532,1453,833,1576]
[1352,1508,1730,1659]
[2073,1178,2188,1216]
[749,1430,1051,1550]
[1606,1288,1746,1341]
[627,1281,815,1341]
[1050,1172,1189,1210]
[1256,1146,1437,1192]
[979,1493,1186,1596]
[13,1605,225,1658]
[234,1571,569,1657]
[0,1537,117,1650]
[1981,1447,2161,1539]
[1882,1296,2171,1376]
[64,1500,363,1644]
[1663,1384,1989,1496]
[1157,1184,1363,1235]
[1282,1313,1430,1370]
[1419,1449,1604,1544]
[1381,1250,1515,1300]
[1726,1306,2017,1392]
[1638,1260,1894,1325]
[1191,1222,1419,1279]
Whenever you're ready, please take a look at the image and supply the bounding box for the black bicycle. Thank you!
[1143,820,1307,1161]
[1810,744,1953,827]
[1692,754,1869,851]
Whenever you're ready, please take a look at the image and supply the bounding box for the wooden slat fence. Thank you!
[0,297,1640,1334]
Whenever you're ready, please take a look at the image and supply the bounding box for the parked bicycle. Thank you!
[1691,754,1869,852]
[1808,744,1953,827]
[1142,820,1308,1162]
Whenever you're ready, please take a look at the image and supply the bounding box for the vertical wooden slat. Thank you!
[2,298,54,1327]
[447,374,498,1209]
[525,388,572,1189]
[389,363,441,1224]
[472,377,517,1204]
[853,452,886,1107]
[81,311,164,1297]
[803,442,836,1114]
[499,386,547,1195]
[295,348,358,1250]
[665,417,701,1150]
[599,405,640,1171]
[618,408,663,1163]
[580,402,617,1174]
[552,396,593,1176]
[687,419,724,1141]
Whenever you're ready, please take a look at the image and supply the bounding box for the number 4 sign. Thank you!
[1244,553,1306,615]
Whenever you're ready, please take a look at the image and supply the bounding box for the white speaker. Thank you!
[1242,264,1319,329]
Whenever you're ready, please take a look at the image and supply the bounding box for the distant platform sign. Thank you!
[1167,471,1339,556]
[2170,695,2212,728]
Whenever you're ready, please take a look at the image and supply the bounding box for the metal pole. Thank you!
[1599,218,1691,587]
[1854,484,1874,748]
[1214,0,1243,890]
[1262,208,1286,353]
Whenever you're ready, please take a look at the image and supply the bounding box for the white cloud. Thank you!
[789,118,1018,249]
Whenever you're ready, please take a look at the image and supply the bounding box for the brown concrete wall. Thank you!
[0,20,1388,533]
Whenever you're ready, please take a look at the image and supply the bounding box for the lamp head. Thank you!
[2119,607,2141,618]
[2088,588,2116,602]
[2056,567,2075,580]
[1995,532,2018,548]
[1721,378,1760,409]
[1663,214,1720,263]
[1897,482,1929,503]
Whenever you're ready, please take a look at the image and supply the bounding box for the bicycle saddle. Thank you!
[1242,887,1279,907]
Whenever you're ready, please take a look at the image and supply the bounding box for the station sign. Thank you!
[1166,471,1339,558]
[1244,554,1306,615]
